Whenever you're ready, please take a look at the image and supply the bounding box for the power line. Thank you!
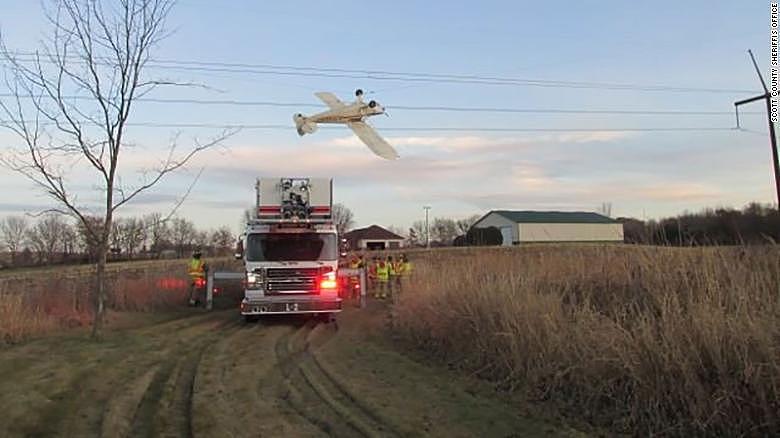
[0,93,763,116]
[0,120,740,132]
[4,52,756,94]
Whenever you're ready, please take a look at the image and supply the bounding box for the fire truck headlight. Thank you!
[246,272,263,290]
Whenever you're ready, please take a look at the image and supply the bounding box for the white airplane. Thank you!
[293,89,399,160]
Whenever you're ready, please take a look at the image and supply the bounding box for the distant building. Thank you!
[344,225,405,250]
[471,210,624,245]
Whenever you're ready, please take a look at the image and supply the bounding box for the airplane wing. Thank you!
[314,92,345,110]
[347,121,399,160]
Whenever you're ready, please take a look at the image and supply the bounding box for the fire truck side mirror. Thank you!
[235,239,244,260]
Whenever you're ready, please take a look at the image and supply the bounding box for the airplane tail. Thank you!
[293,114,317,136]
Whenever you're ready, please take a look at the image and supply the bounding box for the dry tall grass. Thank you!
[0,258,239,343]
[394,245,780,435]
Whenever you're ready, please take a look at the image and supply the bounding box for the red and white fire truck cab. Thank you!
[238,177,342,322]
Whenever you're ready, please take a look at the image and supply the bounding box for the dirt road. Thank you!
[0,303,578,437]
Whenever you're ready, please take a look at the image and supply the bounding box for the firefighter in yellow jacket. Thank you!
[375,259,389,299]
[399,254,412,286]
[187,249,207,306]
[403,254,413,274]
[348,255,361,300]
[388,255,402,295]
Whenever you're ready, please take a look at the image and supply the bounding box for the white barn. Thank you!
[472,210,624,245]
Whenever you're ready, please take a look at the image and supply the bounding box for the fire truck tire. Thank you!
[244,314,258,323]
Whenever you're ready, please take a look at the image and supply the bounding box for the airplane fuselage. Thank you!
[306,102,384,124]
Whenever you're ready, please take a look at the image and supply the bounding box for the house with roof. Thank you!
[471,210,624,245]
[343,225,405,250]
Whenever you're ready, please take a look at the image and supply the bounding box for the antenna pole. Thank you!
[734,50,780,210]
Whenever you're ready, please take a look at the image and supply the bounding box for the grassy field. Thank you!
[3,244,778,435]
[0,257,240,343]
[0,305,579,437]
[392,245,780,436]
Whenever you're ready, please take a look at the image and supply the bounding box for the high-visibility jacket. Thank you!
[376,262,389,282]
[188,258,205,279]
[401,261,412,276]
[392,261,403,276]
[349,259,360,284]
[387,261,397,277]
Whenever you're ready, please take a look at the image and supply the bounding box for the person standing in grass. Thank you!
[375,258,389,299]
[348,255,361,300]
[386,255,398,299]
[399,254,412,291]
[187,249,207,306]
[368,256,378,295]
[391,255,404,293]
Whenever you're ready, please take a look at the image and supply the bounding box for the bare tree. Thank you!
[170,217,195,257]
[456,214,481,234]
[193,229,209,251]
[210,226,233,256]
[27,213,69,264]
[431,217,458,245]
[144,212,170,254]
[0,215,29,266]
[331,203,354,236]
[407,227,419,246]
[116,216,145,258]
[75,215,103,261]
[109,220,123,254]
[411,220,426,246]
[0,1,231,338]
[61,220,77,257]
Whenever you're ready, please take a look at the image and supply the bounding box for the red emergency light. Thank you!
[318,266,338,294]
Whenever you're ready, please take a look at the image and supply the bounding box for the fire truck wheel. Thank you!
[243,315,258,323]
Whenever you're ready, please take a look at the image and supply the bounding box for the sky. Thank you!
[0,0,773,234]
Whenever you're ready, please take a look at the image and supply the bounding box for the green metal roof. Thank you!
[491,210,619,224]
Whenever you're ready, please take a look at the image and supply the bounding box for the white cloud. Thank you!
[322,131,634,154]
[632,183,722,201]
[533,131,635,144]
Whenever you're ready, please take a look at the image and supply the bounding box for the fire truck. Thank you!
[236,177,342,322]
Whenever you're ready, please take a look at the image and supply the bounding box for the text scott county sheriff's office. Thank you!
[772,3,779,122]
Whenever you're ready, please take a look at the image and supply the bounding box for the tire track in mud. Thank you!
[191,320,325,437]
[302,327,401,436]
[124,318,243,438]
[274,321,399,438]
[19,311,238,437]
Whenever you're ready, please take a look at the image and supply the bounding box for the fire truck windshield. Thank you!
[246,233,338,262]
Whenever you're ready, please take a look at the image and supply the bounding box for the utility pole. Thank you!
[734,50,780,210]
[423,206,431,248]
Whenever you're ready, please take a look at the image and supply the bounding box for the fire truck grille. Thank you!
[265,268,319,294]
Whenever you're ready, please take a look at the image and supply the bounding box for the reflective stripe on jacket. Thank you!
[188,258,205,278]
